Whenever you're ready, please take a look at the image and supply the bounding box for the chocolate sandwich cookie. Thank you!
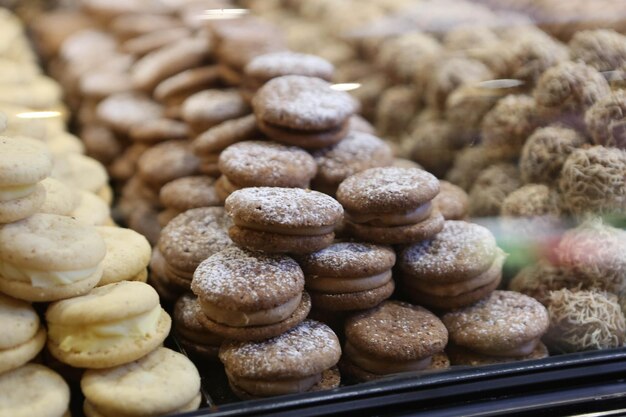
[225,187,343,254]
[340,301,448,382]
[432,180,469,220]
[299,242,396,311]
[0,293,46,374]
[96,226,151,286]
[129,118,190,144]
[154,66,222,107]
[158,176,221,226]
[252,75,357,149]
[191,246,310,342]
[446,342,549,366]
[96,92,163,136]
[192,114,260,176]
[219,320,341,399]
[216,141,317,201]
[0,136,52,223]
[0,364,70,417]
[337,167,444,245]
[158,207,233,291]
[182,89,250,134]
[242,51,334,100]
[137,140,200,192]
[120,27,190,57]
[47,281,171,369]
[442,291,550,364]
[174,294,223,360]
[147,248,181,303]
[0,213,105,302]
[311,131,393,196]
[82,348,201,417]
[399,220,505,310]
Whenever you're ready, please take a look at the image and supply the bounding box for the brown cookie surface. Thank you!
[159,176,221,211]
[345,210,444,245]
[298,242,396,278]
[309,280,395,311]
[228,226,335,255]
[192,114,260,156]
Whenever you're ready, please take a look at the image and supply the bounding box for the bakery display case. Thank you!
[0,0,625,416]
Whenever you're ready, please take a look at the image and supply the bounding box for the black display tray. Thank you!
[172,343,626,417]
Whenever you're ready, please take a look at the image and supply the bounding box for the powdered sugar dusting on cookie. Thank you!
[400,220,497,280]
[219,141,317,186]
[442,290,549,352]
[313,132,393,184]
[300,242,395,276]
[245,52,334,80]
[191,246,304,309]
[220,320,341,378]
[225,187,343,228]
[252,75,356,130]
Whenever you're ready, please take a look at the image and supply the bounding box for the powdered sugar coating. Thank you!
[158,207,233,273]
[442,290,549,352]
[312,131,393,187]
[337,167,439,215]
[159,176,221,211]
[225,187,343,229]
[400,220,497,282]
[346,301,448,360]
[219,320,340,379]
[245,52,334,81]
[191,246,304,310]
[219,141,317,188]
[298,242,395,278]
[252,75,357,131]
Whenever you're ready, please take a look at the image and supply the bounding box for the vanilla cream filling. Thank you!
[199,294,301,327]
[234,219,336,236]
[0,259,101,288]
[0,183,36,202]
[345,342,432,375]
[475,338,539,358]
[228,370,321,396]
[306,271,392,294]
[347,202,433,227]
[49,306,161,352]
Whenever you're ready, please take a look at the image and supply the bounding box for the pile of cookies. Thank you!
[0,9,203,417]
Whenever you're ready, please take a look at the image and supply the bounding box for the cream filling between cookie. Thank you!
[228,369,322,396]
[0,259,101,288]
[347,202,432,227]
[305,270,392,294]
[199,294,301,327]
[234,219,336,236]
[0,183,36,202]
[474,338,539,358]
[345,342,432,375]
[49,306,162,352]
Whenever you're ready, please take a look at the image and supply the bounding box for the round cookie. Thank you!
[154,65,221,105]
[337,167,443,245]
[0,364,70,417]
[158,207,233,287]
[192,114,260,156]
[137,140,200,191]
[252,75,357,149]
[311,131,393,196]
[182,89,250,134]
[218,141,317,196]
[46,281,171,369]
[174,294,223,360]
[0,213,105,302]
[96,92,163,135]
[159,176,221,224]
[446,342,549,366]
[71,190,113,226]
[191,246,310,341]
[219,320,341,398]
[51,153,108,196]
[225,187,343,254]
[82,347,201,417]
[38,178,80,216]
[442,291,549,357]
[299,242,396,311]
[342,301,448,378]
[432,180,469,220]
[96,226,151,286]
[0,136,52,223]
[0,293,46,374]
[129,118,190,144]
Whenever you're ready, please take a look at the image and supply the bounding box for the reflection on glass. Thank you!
[477,79,525,89]
[330,83,362,92]
[196,8,249,20]
[15,111,62,119]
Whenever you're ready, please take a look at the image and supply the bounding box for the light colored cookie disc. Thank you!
[71,190,112,226]
[51,153,108,194]
[96,226,151,286]
[0,364,70,417]
[39,178,80,216]
[0,182,46,223]
[0,136,52,186]
[46,281,171,368]
[81,347,201,417]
